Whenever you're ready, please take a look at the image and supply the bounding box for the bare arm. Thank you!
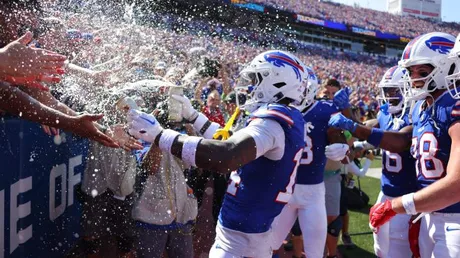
[326,128,347,144]
[0,83,118,147]
[167,132,257,173]
[352,124,412,153]
[391,121,460,213]
[0,83,75,127]
[19,87,78,116]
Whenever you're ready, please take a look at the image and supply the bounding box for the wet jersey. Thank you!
[296,100,340,185]
[219,103,305,233]
[377,111,418,197]
[411,90,460,213]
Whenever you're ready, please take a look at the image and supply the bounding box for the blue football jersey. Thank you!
[296,100,340,185]
[377,111,418,197]
[219,103,305,234]
[411,90,460,213]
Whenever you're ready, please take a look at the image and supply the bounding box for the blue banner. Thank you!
[296,14,347,31]
[376,31,403,40]
[0,117,89,258]
[351,26,377,37]
[233,3,264,12]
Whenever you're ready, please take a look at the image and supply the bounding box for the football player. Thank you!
[128,50,307,258]
[329,32,460,258]
[270,66,350,258]
[355,66,418,257]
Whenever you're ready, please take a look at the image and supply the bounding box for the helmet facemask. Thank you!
[445,33,460,99]
[401,63,440,102]
[398,32,457,102]
[378,85,404,114]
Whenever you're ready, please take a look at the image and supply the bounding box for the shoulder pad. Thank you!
[250,104,296,127]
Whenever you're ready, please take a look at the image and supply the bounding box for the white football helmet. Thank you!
[235,50,307,112]
[398,32,456,102]
[445,33,460,99]
[377,66,405,114]
[295,65,319,111]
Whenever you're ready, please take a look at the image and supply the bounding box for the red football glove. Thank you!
[369,200,397,231]
[409,217,421,258]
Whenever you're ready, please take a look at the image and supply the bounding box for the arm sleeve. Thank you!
[231,118,285,160]
[346,159,372,177]
[192,113,221,139]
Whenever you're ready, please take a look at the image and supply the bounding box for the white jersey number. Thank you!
[276,148,303,203]
[384,151,402,173]
[300,135,313,165]
[226,148,303,203]
[413,133,445,179]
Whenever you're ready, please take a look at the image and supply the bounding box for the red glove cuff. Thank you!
[369,199,397,229]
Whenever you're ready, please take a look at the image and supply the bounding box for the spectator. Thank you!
[201,90,225,127]
[132,112,198,258]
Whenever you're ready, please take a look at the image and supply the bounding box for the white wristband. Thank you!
[193,113,220,139]
[182,136,202,167]
[193,113,208,132]
[203,122,220,139]
[158,129,180,154]
[402,193,417,215]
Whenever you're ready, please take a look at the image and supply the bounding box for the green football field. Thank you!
[338,154,383,257]
[338,176,381,258]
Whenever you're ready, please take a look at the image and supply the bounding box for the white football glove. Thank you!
[325,143,349,161]
[127,109,163,143]
[171,94,199,121]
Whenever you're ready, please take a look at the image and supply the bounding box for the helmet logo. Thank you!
[425,36,455,55]
[264,52,304,82]
[305,67,317,81]
[385,66,398,80]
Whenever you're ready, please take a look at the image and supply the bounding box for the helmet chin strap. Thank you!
[424,94,441,130]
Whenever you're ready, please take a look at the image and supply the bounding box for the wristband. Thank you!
[182,136,202,167]
[351,122,358,133]
[367,128,384,147]
[158,129,180,154]
[402,193,417,215]
[193,113,209,134]
[193,113,220,139]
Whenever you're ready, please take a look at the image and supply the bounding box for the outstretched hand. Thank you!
[69,113,119,148]
[108,124,143,151]
[333,87,352,110]
[328,113,357,133]
[0,32,67,91]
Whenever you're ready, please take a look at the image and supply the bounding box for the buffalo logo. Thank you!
[384,66,398,80]
[264,52,304,82]
[305,66,317,81]
[425,36,455,54]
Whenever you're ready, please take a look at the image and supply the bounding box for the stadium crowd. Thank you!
[252,0,460,38]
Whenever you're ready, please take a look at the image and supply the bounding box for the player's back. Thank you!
[377,111,418,197]
[411,90,460,213]
[296,100,339,185]
[219,104,305,233]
